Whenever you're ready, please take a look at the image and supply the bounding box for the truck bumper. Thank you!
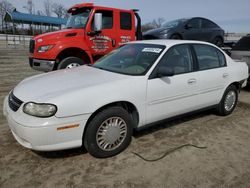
[29,58,55,72]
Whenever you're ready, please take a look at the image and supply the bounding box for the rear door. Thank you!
[146,44,199,124]
[184,18,202,40]
[192,44,229,107]
[117,11,136,46]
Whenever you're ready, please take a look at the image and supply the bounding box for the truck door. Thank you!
[117,11,136,46]
[86,10,118,58]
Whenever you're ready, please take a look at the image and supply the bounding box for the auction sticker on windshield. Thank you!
[142,48,162,53]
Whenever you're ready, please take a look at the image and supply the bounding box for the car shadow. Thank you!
[33,109,215,159]
[133,109,214,138]
[33,147,87,159]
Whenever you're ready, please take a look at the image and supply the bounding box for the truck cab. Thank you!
[29,3,142,71]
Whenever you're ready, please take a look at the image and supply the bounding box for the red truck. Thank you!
[29,3,142,71]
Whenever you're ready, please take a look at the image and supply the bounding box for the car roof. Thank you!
[130,39,217,47]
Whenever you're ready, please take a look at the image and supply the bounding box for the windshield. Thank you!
[92,43,165,76]
[161,19,187,28]
[66,8,91,29]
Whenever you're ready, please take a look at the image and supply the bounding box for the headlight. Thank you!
[37,45,54,53]
[160,29,169,35]
[23,102,57,118]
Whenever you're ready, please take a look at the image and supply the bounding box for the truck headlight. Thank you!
[37,45,54,53]
[23,102,57,118]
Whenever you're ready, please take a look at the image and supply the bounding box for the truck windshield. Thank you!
[92,43,165,76]
[66,8,91,29]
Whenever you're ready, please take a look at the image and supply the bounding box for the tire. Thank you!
[213,36,223,47]
[57,57,85,70]
[216,85,238,116]
[84,107,133,158]
[170,34,181,39]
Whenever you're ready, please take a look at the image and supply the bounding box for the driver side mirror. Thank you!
[157,67,175,78]
[94,13,102,31]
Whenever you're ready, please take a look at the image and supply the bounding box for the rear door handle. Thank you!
[223,73,229,78]
[187,78,196,85]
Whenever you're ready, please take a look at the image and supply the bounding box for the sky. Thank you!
[7,0,250,33]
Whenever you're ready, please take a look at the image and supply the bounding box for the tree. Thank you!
[44,0,52,17]
[0,0,14,31]
[52,3,66,18]
[152,17,165,28]
[23,0,34,14]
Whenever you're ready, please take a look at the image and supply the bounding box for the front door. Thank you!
[146,44,199,124]
[86,9,118,58]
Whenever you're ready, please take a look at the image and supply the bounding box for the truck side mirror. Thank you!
[94,13,102,31]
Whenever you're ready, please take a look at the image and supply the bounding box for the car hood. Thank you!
[14,65,129,103]
[143,27,172,36]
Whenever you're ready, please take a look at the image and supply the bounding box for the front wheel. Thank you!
[216,85,238,116]
[57,57,85,70]
[84,107,133,158]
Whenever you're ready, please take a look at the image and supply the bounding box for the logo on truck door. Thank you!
[119,36,131,45]
[90,35,111,53]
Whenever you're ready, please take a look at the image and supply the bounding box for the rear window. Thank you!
[120,12,132,30]
[233,36,250,51]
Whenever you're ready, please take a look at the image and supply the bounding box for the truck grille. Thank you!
[8,91,23,112]
[29,39,35,53]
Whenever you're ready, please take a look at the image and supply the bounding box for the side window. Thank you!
[158,44,193,75]
[193,44,221,70]
[188,18,201,29]
[201,19,217,28]
[120,12,132,30]
[217,50,226,67]
[93,10,113,29]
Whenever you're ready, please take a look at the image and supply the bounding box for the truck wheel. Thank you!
[84,107,133,158]
[57,57,85,70]
[216,85,238,116]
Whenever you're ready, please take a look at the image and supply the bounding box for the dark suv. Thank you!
[143,17,225,46]
[231,34,250,84]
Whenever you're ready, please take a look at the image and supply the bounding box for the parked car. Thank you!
[143,17,224,46]
[231,34,250,84]
[3,40,248,158]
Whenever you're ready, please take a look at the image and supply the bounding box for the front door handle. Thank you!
[112,39,116,47]
[223,73,229,78]
[187,78,196,85]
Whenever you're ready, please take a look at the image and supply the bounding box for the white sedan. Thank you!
[3,40,248,158]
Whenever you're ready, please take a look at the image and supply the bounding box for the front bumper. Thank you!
[29,58,55,72]
[3,96,91,151]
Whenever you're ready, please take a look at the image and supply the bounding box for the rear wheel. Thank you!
[57,57,85,70]
[213,36,223,47]
[84,107,133,158]
[216,85,238,116]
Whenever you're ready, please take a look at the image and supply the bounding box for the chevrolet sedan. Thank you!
[3,40,248,158]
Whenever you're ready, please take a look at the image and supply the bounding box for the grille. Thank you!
[29,39,35,53]
[8,91,23,112]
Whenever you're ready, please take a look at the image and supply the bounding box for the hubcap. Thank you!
[96,117,127,151]
[66,63,80,69]
[224,90,236,111]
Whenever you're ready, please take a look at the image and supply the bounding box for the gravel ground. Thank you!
[0,48,250,188]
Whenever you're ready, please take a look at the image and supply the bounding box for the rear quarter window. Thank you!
[193,44,225,70]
